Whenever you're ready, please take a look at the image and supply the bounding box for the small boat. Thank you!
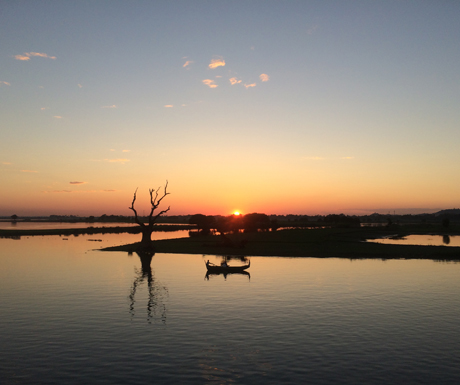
[205,260,250,273]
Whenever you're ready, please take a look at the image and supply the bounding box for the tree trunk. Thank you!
[141,227,153,245]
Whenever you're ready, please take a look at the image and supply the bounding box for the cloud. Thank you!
[14,52,56,60]
[122,149,130,152]
[209,57,225,69]
[229,77,242,85]
[183,60,193,68]
[104,158,130,164]
[0,81,11,86]
[202,79,218,88]
[244,83,256,89]
[69,181,87,185]
[164,104,174,108]
[41,107,49,110]
[14,55,30,61]
[21,170,38,173]
[77,84,83,88]
[53,116,63,119]
[259,73,270,82]
[341,156,354,160]
[102,105,117,109]
[103,189,116,192]
[2,162,12,165]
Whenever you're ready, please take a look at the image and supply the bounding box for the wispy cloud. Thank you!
[2,162,12,165]
[209,57,225,69]
[101,105,117,109]
[69,181,87,185]
[202,79,218,88]
[244,83,256,89]
[104,158,130,164]
[53,116,63,119]
[341,156,354,160]
[14,52,56,61]
[77,84,83,88]
[229,77,242,85]
[183,60,193,68]
[41,107,49,110]
[164,104,174,108]
[122,149,130,153]
[0,81,11,86]
[21,169,38,173]
[259,73,270,82]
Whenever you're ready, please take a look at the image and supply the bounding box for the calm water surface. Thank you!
[369,234,460,247]
[1,232,460,384]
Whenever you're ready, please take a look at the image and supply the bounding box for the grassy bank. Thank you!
[102,225,460,260]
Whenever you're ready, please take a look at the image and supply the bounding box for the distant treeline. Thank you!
[4,209,460,227]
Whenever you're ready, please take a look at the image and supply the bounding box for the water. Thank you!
[369,234,460,247]
[0,221,185,230]
[1,233,460,384]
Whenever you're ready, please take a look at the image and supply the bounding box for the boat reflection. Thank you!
[128,249,168,324]
[205,270,250,281]
[443,235,451,245]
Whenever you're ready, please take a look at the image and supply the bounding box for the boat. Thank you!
[205,260,250,273]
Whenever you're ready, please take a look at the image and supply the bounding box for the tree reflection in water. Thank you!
[129,249,168,324]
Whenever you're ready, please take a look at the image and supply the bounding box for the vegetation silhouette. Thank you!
[129,181,170,249]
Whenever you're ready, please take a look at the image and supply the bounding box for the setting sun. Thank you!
[233,211,241,216]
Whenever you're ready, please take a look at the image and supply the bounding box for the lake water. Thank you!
[1,232,460,384]
[369,234,460,247]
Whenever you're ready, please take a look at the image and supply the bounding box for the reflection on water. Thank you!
[369,234,460,247]
[2,233,460,384]
[443,234,450,245]
[205,270,251,281]
[129,250,168,324]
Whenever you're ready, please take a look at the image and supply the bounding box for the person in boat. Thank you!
[220,260,228,267]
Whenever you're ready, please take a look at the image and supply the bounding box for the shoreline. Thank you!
[100,227,460,261]
[0,224,194,237]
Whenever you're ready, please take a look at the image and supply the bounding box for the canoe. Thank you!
[205,260,250,273]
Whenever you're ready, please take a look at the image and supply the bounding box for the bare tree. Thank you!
[129,181,170,247]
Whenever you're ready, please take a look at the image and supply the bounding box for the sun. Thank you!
[233,211,241,216]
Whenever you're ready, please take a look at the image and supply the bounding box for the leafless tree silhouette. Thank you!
[129,181,170,247]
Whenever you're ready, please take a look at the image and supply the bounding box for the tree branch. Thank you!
[148,181,170,226]
[128,187,145,228]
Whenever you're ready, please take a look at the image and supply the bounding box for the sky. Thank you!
[1,0,460,217]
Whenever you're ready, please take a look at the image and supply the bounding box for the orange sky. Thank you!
[1,2,460,216]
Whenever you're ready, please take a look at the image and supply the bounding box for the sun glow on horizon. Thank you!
[233,211,241,216]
